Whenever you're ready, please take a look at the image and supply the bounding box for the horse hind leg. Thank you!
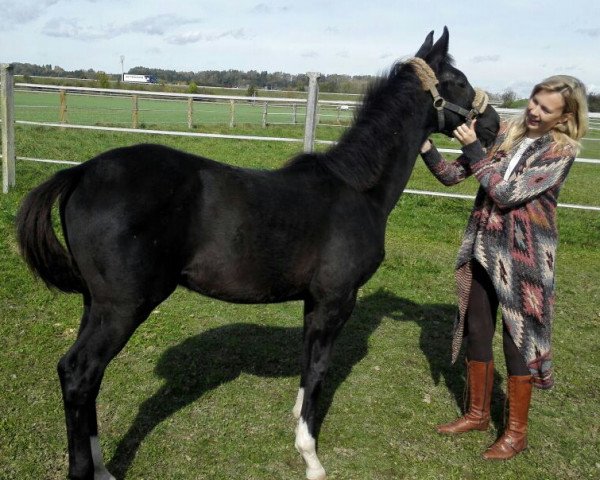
[65,299,116,479]
[58,301,153,479]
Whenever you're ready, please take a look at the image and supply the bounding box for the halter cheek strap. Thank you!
[407,57,489,131]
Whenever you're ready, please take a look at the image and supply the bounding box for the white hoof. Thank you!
[306,465,327,480]
[295,419,326,480]
[94,470,116,480]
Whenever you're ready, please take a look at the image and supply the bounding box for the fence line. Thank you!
[496,107,600,120]
[2,71,599,210]
[4,140,600,212]
[403,189,600,212]
[15,120,313,143]
[9,83,600,137]
[433,147,600,165]
[15,82,310,104]
[5,150,598,211]
[14,120,600,166]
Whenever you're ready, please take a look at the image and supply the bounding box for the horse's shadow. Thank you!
[107,290,505,477]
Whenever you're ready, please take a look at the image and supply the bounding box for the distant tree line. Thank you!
[13,63,98,80]
[127,66,373,94]
[10,62,600,110]
[11,62,373,95]
[588,92,600,112]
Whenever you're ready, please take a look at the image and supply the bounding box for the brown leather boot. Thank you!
[437,359,494,434]
[483,374,533,460]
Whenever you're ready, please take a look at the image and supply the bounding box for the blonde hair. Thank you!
[498,75,589,154]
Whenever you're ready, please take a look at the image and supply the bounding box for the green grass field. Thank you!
[14,90,356,130]
[1,115,599,479]
[13,89,600,157]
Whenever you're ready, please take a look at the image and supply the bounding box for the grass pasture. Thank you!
[0,118,599,479]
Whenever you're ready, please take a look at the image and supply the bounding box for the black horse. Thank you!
[16,28,499,480]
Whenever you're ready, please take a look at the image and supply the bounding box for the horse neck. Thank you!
[326,81,431,216]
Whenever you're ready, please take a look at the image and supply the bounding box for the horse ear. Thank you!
[415,31,434,58]
[425,26,449,69]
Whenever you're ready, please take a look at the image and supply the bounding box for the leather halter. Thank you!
[407,57,489,131]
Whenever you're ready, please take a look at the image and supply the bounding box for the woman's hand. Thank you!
[453,119,478,146]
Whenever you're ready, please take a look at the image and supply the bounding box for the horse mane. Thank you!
[286,55,455,191]
[317,60,425,191]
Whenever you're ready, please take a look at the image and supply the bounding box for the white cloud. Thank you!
[126,15,202,36]
[205,29,246,42]
[250,3,270,14]
[167,32,204,45]
[576,27,600,38]
[42,14,203,41]
[1,0,58,24]
[167,28,247,45]
[0,0,107,26]
[249,4,290,14]
[43,17,112,40]
[471,55,500,63]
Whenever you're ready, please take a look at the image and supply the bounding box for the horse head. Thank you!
[415,27,500,148]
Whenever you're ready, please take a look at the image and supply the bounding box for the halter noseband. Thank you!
[407,57,489,131]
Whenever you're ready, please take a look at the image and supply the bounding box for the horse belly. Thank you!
[180,256,309,304]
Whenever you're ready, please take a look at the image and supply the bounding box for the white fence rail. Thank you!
[2,65,599,211]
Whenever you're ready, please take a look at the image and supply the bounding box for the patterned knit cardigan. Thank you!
[421,126,576,389]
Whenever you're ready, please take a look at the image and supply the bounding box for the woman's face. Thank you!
[525,89,568,138]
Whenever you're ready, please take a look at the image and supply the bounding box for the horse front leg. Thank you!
[294,292,357,480]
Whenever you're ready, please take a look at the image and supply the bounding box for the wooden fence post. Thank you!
[59,89,68,124]
[229,99,235,128]
[132,95,139,128]
[1,63,16,193]
[303,72,320,153]
[187,97,194,129]
[292,104,297,125]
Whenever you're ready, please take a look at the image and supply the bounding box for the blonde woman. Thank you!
[420,76,588,459]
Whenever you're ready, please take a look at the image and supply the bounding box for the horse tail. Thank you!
[16,165,88,294]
